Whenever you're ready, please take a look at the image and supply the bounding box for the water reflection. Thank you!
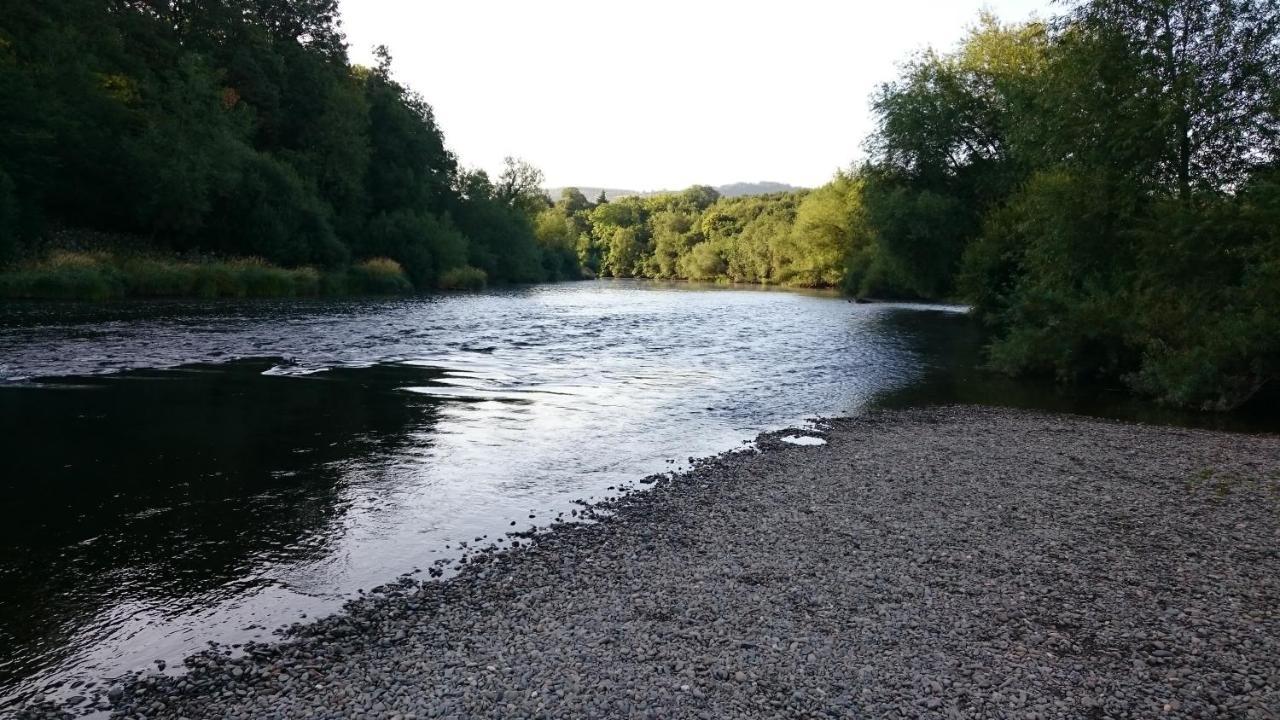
[866,309,1280,433]
[0,359,447,700]
[0,282,1271,709]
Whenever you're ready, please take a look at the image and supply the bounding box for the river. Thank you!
[0,280,1270,710]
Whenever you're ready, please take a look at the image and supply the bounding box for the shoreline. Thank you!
[18,406,1280,719]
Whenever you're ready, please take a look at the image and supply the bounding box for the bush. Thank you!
[0,251,329,300]
[120,256,193,296]
[677,241,727,280]
[360,210,470,289]
[349,257,413,294]
[0,169,17,266]
[437,265,487,290]
[227,258,312,297]
[207,152,347,269]
[0,251,125,300]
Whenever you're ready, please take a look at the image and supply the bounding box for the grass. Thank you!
[437,265,487,291]
[0,251,413,301]
[348,257,413,294]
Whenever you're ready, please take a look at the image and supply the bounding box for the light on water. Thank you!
[5,279,1249,709]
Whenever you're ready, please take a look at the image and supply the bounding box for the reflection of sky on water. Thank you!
[0,281,968,709]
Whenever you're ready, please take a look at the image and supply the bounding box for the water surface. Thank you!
[0,280,1271,710]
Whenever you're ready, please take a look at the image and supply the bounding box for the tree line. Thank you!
[556,0,1276,410]
[2,0,1276,409]
[0,0,565,288]
[859,1,1279,411]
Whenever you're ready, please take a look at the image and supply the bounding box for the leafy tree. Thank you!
[556,187,592,215]
[783,174,862,287]
[495,156,548,216]
[534,208,581,280]
[648,209,699,278]
[0,2,577,288]
[209,151,347,268]
[951,0,1280,408]
[1062,0,1280,198]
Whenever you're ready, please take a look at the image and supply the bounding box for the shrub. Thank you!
[0,251,328,300]
[0,169,17,266]
[121,257,194,296]
[437,265,487,290]
[0,251,125,300]
[349,257,413,294]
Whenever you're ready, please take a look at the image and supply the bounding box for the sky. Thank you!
[340,0,1055,191]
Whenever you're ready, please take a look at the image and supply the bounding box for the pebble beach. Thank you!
[21,406,1280,719]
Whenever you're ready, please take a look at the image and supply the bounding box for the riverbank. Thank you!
[19,406,1280,719]
[0,251,423,301]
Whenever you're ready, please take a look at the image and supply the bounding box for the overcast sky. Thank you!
[340,0,1054,191]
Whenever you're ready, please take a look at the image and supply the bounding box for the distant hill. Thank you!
[546,181,802,202]
[545,187,643,202]
[714,181,801,197]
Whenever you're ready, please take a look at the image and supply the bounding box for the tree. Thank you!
[952,0,1280,408]
[863,13,1048,298]
[494,156,548,216]
[783,174,862,287]
[1063,0,1280,199]
[0,1,579,288]
[557,187,591,215]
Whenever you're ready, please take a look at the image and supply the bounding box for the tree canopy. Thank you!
[0,0,558,286]
[2,0,1276,409]
[859,0,1280,410]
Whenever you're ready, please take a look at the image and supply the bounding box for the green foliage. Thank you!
[1127,175,1280,409]
[360,210,467,288]
[348,257,412,295]
[454,187,546,284]
[494,157,550,217]
[533,209,582,280]
[783,174,861,287]
[0,251,345,300]
[0,251,125,301]
[0,2,575,288]
[438,265,487,291]
[563,185,859,289]
[0,169,16,264]
[209,151,347,269]
[878,1,1280,410]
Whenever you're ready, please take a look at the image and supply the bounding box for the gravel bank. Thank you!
[22,406,1280,719]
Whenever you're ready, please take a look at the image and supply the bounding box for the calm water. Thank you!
[0,280,1271,709]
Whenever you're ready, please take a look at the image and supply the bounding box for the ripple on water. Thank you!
[0,281,972,709]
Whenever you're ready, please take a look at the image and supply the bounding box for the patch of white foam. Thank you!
[780,435,827,446]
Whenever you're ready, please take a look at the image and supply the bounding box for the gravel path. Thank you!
[22,406,1280,719]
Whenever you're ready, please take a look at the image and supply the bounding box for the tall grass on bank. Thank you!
[346,257,414,294]
[437,265,487,291]
[0,251,413,300]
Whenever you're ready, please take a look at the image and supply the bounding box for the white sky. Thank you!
[340,0,1055,191]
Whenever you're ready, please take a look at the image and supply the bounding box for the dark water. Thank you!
[0,280,1273,709]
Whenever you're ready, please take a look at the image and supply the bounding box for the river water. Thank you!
[0,280,1269,709]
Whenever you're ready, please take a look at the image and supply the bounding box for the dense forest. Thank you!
[0,0,568,293]
[859,1,1280,412]
[558,0,1279,411]
[1,0,1277,410]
